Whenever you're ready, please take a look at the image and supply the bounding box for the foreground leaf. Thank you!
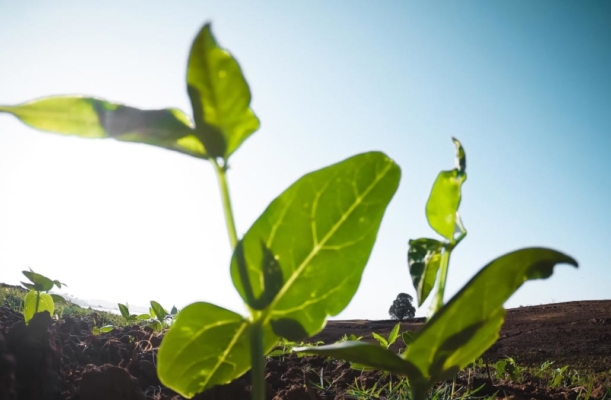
[230,152,401,338]
[24,291,54,324]
[157,302,276,398]
[408,238,444,306]
[187,23,259,159]
[0,96,206,158]
[294,342,419,376]
[403,247,577,397]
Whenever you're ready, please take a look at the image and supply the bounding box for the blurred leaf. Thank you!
[425,170,465,241]
[452,137,466,175]
[403,248,577,398]
[21,282,36,291]
[22,270,54,292]
[151,301,169,321]
[24,291,54,324]
[170,306,178,315]
[52,280,67,289]
[230,152,400,337]
[387,323,401,347]
[118,303,130,320]
[187,23,259,159]
[0,96,206,159]
[402,331,416,346]
[408,238,444,306]
[294,342,420,376]
[372,332,389,348]
[137,314,151,320]
[50,294,65,304]
[157,302,277,397]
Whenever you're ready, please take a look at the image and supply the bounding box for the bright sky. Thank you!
[1,1,609,319]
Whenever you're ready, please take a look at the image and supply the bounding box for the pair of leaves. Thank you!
[158,152,401,397]
[21,269,64,293]
[0,24,257,161]
[372,323,401,349]
[409,138,467,307]
[23,290,54,324]
[295,248,578,400]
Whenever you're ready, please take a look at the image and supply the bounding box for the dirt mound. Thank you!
[0,300,609,399]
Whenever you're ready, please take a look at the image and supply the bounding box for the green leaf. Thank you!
[151,301,169,321]
[387,322,401,347]
[402,248,577,398]
[52,280,67,289]
[0,96,206,159]
[402,331,416,346]
[425,170,465,241]
[50,294,66,304]
[452,137,466,176]
[230,152,401,337]
[22,270,54,292]
[24,291,54,324]
[408,238,444,306]
[157,302,277,398]
[294,342,421,376]
[118,303,130,320]
[425,139,468,241]
[170,306,178,315]
[186,23,259,159]
[21,282,36,291]
[137,314,151,320]
[372,332,389,348]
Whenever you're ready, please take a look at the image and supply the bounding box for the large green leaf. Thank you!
[408,238,444,306]
[230,152,401,339]
[24,291,54,324]
[187,23,260,159]
[157,302,277,398]
[0,96,206,158]
[403,247,577,397]
[425,138,467,241]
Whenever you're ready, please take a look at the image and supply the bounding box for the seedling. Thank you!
[0,22,577,400]
[294,140,578,400]
[20,268,66,324]
[118,303,151,324]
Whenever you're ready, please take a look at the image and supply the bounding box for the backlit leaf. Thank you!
[157,302,277,398]
[22,270,54,292]
[230,152,400,337]
[151,301,169,321]
[408,238,444,306]
[403,248,577,398]
[0,96,206,158]
[118,303,130,320]
[24,291,54,324]
[187,23,259,159]
[387,322,401,347]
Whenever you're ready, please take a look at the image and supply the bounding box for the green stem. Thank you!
[35,291,40,314]
[249,320,266,400]
[430,249,451,316]
[212,159,239,249]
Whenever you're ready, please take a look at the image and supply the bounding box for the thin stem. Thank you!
[249,320,266,400]
[35,291,40,314]
[430,249,451,316]
[211,159,239,250]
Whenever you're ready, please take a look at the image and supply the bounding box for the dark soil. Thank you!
[0,299,609,400]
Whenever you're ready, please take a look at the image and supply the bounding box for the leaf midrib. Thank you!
[263,160,393,322]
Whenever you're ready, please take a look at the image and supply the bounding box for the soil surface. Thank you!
[0,299,609,400]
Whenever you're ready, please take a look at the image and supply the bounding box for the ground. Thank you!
[0,299,609,400]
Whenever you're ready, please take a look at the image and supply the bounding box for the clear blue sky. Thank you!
[1,1,609,319]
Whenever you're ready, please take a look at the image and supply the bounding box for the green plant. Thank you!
[294,140,578,399]
[389,293,416,320]
[20,268,66,324]
[118,303,151,324]
[0,23,402,400]
[494,357,522,381]
[148,301,177,332]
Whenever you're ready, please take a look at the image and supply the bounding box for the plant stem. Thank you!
[35,291,40,314]
[212,159,239,249]
[249,320,266,400]
[430,249,451,316]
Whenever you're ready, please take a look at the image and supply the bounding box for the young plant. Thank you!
[294,139,578,400]
[148,301,177,332]
[372,322,402,350]
[118,303,151,325]
[0,23,401,399]
[20,268,66,324]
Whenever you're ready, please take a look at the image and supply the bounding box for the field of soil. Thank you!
[0,299,609,400]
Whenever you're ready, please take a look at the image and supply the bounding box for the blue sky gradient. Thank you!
[1,1,609,318]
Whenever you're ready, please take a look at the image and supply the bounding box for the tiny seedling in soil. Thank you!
[0,22,578,400]
[20,268,66,324]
